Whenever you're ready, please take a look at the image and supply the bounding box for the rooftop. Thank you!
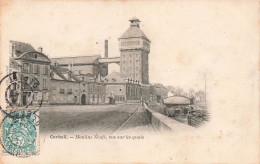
[10,40,36,57]
[119,17,150,42]
[164,96,191,105]
[103,72,127,83]
[51,55,101,65]
[50,65,80,82]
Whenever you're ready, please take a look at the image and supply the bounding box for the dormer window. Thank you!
[112,78,116,82]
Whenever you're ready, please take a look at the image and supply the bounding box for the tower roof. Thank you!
[129,17,140,22]
[119,17,150,42]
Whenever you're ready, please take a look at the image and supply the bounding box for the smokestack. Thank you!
[104,40,108,58]
[37,47,43,53]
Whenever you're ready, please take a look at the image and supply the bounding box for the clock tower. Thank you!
[118,17,151,84]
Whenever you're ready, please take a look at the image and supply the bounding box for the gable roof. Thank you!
[51,55,101,65]
[50,65,80,82]
[10,41,35,57]
[15,51,51,63]
[119,26,150,42]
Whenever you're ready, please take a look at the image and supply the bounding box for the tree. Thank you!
[188,88,195,99]
[175,87,183,96]
[166,85,176,95]
[195,90,206,103]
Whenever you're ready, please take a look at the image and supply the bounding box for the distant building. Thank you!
[51,55,104,78]
[103,72,141,103]
[9,41,51,106]
[153,84,168,103]
[118,17,151,85]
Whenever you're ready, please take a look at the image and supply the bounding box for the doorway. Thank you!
[22,94,27,106]
[81,94,86,105]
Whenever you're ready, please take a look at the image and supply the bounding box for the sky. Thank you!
[1,0,258,92]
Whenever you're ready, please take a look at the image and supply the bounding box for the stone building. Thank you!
[9,41,51,106]
[87,82,106,105]
[103,72,141,103]
[48,63,106,105]
[118,17,151,85]
[49,65,82,105]
[153,84,168,103]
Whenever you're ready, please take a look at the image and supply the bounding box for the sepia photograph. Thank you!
[0,0,259,163]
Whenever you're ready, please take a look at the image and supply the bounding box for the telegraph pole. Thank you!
[204,72,207,107]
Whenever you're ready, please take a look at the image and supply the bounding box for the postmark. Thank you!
[0,72,43,113]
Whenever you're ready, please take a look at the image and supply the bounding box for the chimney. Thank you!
[104,40,108,58]
[37,47,43,53]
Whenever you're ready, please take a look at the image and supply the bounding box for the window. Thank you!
[43,78,47,89]
[130,54,132,58]
[29,64,32,73]
[37,65,40,74]
[33,92,38,101]
[42,65,47,75]
[60,88,65,94]
[89,85,94,93]
[68,89,72,94]
[33,65,38,74]
[98,86,101,93]
[23,63,29,73]
[42,92,46,101]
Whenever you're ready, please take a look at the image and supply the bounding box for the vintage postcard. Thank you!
[0,0,259,163]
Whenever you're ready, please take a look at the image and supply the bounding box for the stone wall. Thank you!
[49,79,81,105]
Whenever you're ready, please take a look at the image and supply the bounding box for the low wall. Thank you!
[144,104,194,132]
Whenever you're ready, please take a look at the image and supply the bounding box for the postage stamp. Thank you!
[0,110,39,157]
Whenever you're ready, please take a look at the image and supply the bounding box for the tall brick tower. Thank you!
[118,17,151,84]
